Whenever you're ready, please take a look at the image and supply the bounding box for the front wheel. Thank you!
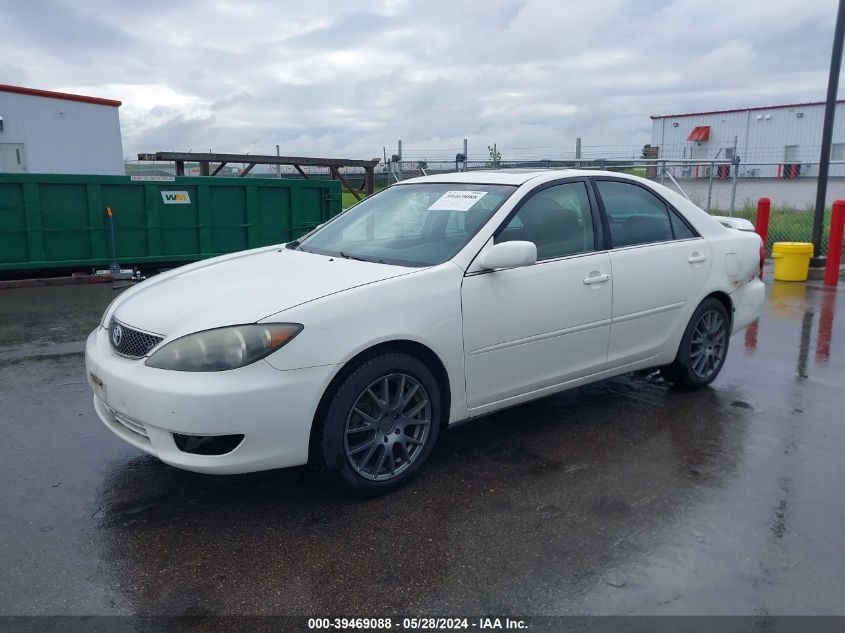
[311,352,442,496]
[661,297,731,388]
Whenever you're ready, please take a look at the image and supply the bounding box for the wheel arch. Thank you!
[307,339,452,462]
[703,290,734,327]
[667,290,735,366]
[662,289,735,386]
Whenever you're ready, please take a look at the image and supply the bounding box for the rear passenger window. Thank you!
[669,210,697,239]
[595,180,673,248]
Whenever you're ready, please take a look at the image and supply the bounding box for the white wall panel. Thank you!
[0,91,124,175]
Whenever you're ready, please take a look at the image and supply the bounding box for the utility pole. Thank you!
[575,137,582,160]
[812,0,845,266]
[276,144,281,179]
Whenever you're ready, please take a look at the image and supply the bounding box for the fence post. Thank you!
[824,199,845,286]
[729,156,740,216]
[706,161,714,212]
[660,160,666,184]
[755,197,771,255]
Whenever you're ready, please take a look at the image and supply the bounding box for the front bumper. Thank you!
[85,327,338,474]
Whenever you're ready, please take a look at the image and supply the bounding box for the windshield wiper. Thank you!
[338,251,385,264]
[285,240,300,250]
[338,251,369,261]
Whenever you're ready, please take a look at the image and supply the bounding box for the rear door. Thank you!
[592,178,711,367]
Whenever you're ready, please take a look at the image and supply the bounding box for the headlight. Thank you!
[145,323,302,371]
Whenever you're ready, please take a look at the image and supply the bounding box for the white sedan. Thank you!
[86,169,765,494]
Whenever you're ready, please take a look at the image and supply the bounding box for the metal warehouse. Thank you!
[651,100,845,178]
[0,84,124,175]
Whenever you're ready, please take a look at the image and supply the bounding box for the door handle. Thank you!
[688,253,707,264]
[583,273,610,285]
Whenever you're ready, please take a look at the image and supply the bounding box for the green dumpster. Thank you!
[0,173,341,273]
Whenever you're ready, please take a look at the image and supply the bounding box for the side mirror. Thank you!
[478,241,537,270]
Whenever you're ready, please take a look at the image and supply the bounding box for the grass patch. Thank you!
[614,167,648,178]
[341,191,365,209]
[713,205,841,255]
[341,186,386,209]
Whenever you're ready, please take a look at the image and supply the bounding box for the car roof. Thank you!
[398,169,618,186]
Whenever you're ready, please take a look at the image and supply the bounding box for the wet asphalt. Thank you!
[0,278,844,617]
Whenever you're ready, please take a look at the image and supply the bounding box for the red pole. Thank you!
[756,197,771,254]
[824,199,845,286]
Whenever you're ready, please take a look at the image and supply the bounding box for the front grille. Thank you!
[109,317,164,359]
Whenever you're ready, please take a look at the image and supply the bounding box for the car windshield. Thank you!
[295,183,517,267]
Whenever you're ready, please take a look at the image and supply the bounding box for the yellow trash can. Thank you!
[772,242,814,281]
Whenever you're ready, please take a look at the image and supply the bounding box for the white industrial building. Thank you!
[651,100,845,178]
[0,84,124,175]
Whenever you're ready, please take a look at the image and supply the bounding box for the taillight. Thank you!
[759,244,765,279]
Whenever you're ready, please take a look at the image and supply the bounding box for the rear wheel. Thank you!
[661,297,730,388]
[312,352,442,496]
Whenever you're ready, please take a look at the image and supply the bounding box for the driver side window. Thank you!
[495,182,595,260]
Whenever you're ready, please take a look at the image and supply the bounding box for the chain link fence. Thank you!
[124,156,845,256]
[382,158,845,256]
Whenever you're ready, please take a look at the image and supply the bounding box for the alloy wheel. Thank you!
[689,309,728,379]
[343,373,431,481]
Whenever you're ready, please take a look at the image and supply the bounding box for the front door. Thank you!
[461,180,612,410]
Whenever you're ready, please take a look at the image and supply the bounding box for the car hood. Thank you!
[110,247,414,337]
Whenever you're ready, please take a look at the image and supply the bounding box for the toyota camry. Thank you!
[86,169,765,495]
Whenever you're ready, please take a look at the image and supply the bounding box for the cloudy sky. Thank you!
[0,0,838,163]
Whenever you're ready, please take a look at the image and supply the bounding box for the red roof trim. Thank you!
[651,99,845,120]
[0,83,121,108]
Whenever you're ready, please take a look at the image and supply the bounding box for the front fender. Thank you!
[261,263,470,424]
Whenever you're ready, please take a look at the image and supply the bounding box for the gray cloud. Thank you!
[0,0,838,162]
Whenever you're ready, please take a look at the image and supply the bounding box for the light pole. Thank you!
[811,0,845,266]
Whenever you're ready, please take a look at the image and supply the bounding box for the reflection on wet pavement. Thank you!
[0,279,843,616]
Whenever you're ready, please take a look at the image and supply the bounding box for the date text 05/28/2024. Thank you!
[307,617,528,630]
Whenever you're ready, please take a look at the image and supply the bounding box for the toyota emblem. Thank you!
[111,324,123,347]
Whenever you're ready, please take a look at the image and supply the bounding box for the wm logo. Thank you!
[160,191,191,204]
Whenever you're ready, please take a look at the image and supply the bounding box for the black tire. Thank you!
[311,352,442,496]
[661,297,731,388]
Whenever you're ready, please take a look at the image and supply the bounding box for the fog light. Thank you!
[172,433,244,456]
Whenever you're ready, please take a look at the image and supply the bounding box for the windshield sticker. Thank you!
[428,190,488,211]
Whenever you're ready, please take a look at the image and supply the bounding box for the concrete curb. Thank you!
[0,274,114,290]
[808,265,845,281]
